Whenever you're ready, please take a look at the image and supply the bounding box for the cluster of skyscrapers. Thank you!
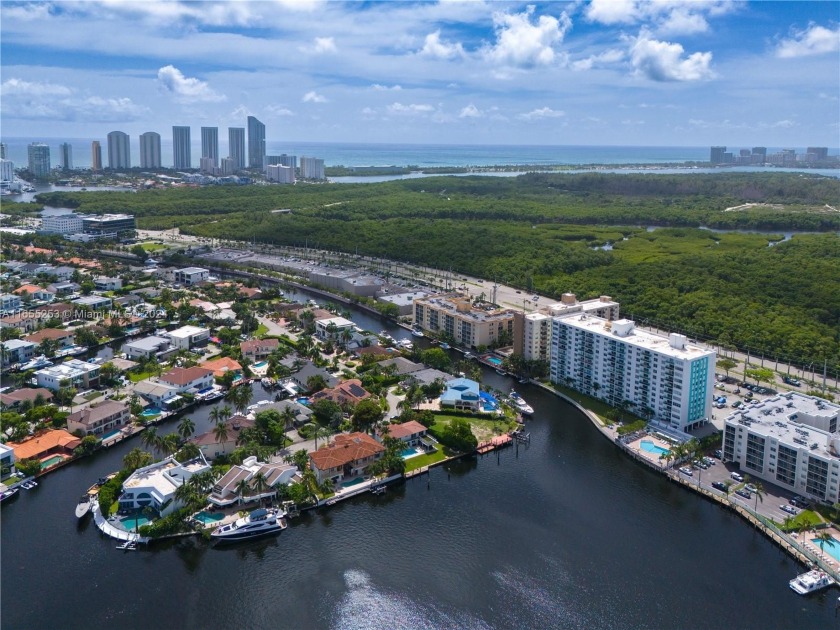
[710,145,833,165]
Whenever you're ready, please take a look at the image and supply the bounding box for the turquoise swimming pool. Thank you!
[40,455,64,470]
[640,440,670,456]
[341,477,365,488]
[101,429,121,441]
[253,361,269,368]
[195,511,224,525]
[400,447,424,459]
[120,515,150,531]
[486,356,503,366]
[140,407,161,417]
[812,536,840,562]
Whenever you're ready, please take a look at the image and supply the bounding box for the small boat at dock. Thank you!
[509,390,534,416]
[0,487,19,503]
[789,570,833,595]
[75,495,92,518]
[211,508,287,543]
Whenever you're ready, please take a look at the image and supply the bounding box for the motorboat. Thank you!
[75,495,92,518]
[211,508,287,542]
[20,355,53,371]
[370,485,387,496]
[509,390,534,416]
[411,327,425,338]
[789,570,834,595]
[0,487,19,503]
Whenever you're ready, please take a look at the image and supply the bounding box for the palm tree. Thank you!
[226,383,253,415]
[213,421,230,446]
[235,478,251,506]
[251,472,270,506]
[752,481,765,513]
[176,442,201,461]
[141,427,160,457]
[161,433,180,457]
[177,417,195,441]
[815,530,833,559]
[340,328,353,349]
[314,426,332,450]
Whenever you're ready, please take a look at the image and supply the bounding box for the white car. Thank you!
[780,505,799,515]
[679,467,693,476]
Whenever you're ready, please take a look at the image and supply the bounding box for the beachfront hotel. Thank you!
[550,316,715,433]
[723,392,840,505]
[413,293,515,349]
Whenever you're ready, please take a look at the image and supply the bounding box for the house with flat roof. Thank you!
[118,455,210,516]
[35,359,100,390]
[314,316,357,342]
[440,377,481,412]
[0,443,16,474]
[311,379,371,407]
[207,456,298,506]
[173,267,210,286]
[94,277,122,291]
[164,325,210,350]
[67,400,130,437]
[159,366,215,393]
[308,432,385,484]
[122,336,173,361]
[0,293,22,315]
[47,282,80,297]
[240,337,279,361]
[43,266,75,281]
[72,295,112,310]
[0,387,53,409]
[1,339,36,367]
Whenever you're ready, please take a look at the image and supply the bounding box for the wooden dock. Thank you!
[405,466,430,479]
[477,434,512,454]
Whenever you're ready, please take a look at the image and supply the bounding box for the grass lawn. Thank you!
[778,509,824,531]
[255,323,269,338]
[548,381,645,425]
[140,242,167,252]
[83,391,103,402]
[403,448,449,472]
[432,415,517,442]
[129,370,157,383]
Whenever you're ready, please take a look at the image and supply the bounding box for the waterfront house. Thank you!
[240,337,279,361]
[43,266,75,281]
[93,277,122,291]
[133,379,180,407]
[0,387,53,409]
[9,429,81,463]
[1,339,36,367]
[173,267,210,287]
[252,400,312,427]
[25,328,75,350]
[122,336,173,361]
[192,415,254,460]
[208,456,298,507]
[308,432,385,484]
[67,400,130,437]
[440,377,481,412]
[199,356,242,380]
[0,443,16,475]
[72,295,112,311]
[13,284,55,303]
[291,362,338,391]
[310,379,371,408]
[380,420,428,446]
[159,366,215,393]
[35,359,100,391]
[118,454,210,516]
[163,325,210,350]
[314,316,356,342]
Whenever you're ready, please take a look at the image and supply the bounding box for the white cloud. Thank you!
[459,104,482,118]
[518,107,565,121]
[571,48,625,71]
[361,107,377,118]
[229,105,253,120]
[1,78,72,96]
[302,91,328,103]
[419,30,465,60]
[371,84,402,91]
[776,24,840,58]
[629,34,714,81]
[483,5,571,67]
[585,1,736,36]
[2,92,147,122]
[769,119,797,128]
[265,104,294,116]
[301,36,337,54]
[1,3,53,21]
[157,65,226,102]
[388,102,435,115]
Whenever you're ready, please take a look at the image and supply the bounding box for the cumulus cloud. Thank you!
[302,91,328,103]
[419,30,466,60]
[1,78,73,96]
[459,104,482,118]
[518,107,565,121]
[300,36,337,54]
[265,104,294,116]
[371,84,402,91]
[157,65,226,102]
[2,92,147,122]
[483,5,571,67]
[571,48,625,71]
[586,0,735,36]
[629,34,714,81]
[387,102,435,115]
[776,24,840,58]
[2,2,53,21]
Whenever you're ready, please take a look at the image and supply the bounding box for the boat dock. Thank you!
[477,434,512,454]
[91,499,149,545]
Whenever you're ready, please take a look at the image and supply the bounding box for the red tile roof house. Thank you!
[310,379,371,407]
[159,366,215,393]
[308,432,385,485]
[240,338,279,361]
[379,420,428,446]
[24,328,76,349]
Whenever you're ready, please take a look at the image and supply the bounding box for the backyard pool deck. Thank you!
[625,434,674,466]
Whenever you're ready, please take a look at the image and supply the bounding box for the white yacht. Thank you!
[789,570,834,595]
[509,390,534,416]
[211,508,287,542]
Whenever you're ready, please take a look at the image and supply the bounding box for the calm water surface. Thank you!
[2,300,837,629]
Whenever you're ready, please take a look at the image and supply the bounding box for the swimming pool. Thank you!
[640,440,670,456]
[101,429,121,441]
[40,455,63,470]
[812,536,840,562]
[341,477,365,488]
[195,511,224,525]
[253,361,269,368]
[140,407,161,417]
[120,515,150,531]
[486,356,503,366]
[400,447,424,459]
[296,397,311,407]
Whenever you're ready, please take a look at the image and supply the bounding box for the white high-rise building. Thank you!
[107,131,131,169]
[550,315,715,433]
[172,126,191,169]
[0,159,14,182]
[723,392,840,505]
[59,142,73,170]
[139,132,162,168]
[266,164,295,184]
[300,156,325,179]
[201,127,219,167]
[27,143,51,179]
[247,116,265,169]
[228,127,245,170]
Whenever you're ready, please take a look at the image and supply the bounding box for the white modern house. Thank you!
[1,339,36,367]
[122,336,172,361]
[0,293,22,315]
[723,392,840,505]
[164,325,210,350]
[550,316,715,434]
[314,316,356,342]
[173,267,210,286]
[133,380,180,407]
[35,359,100,391]
[118,455,211,516]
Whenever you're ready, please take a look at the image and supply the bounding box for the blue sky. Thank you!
[1,1,838,147]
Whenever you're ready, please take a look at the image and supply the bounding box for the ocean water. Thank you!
[4,137,837,170]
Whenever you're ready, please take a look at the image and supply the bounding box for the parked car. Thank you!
[731,472,744,482]
[780,504,799,515]
[745,483,758,493]
[790,496,811,509]
[735,488,752,499]
[679,467,693,476]
[712,481,728,491]
[714,449,723,459]
[783,376,801,387]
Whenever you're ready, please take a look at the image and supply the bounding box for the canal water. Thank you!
[2,293,836,629]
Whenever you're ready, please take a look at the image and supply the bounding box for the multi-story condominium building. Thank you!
[710,146,726,164]
[299,156,325,179]
[806,147,829,161]
[513,294,619,362]
[82,213,136,239]
[201,127,219,167]
[247,115,265,169]
[91,141,102,171]
[413,293,516,349]
[228,127,245,170]
[41,212,84,235]
[723,392,840,505]
[172,126,191,169]
[0,159,14,182]
[0,143,5,159]
[267,154,297,169]
[0,294,23,315]
[199,157,216,174]
[550,316,715,433]
[220,157,235,175]
[59,142,73,170]
[139,132,162,168]
[266,164,294,183]
[27,143,51,178]
[107,131,131,169]
[173,267,209,286]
